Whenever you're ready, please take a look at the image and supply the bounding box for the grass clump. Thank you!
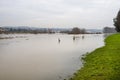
[71,34,120,80]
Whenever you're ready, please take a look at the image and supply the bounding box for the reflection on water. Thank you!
[0,34,104,80]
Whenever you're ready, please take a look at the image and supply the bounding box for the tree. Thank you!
[113,10,120,32]
[103,27,116,33]
[71,27,81,34]
[69,27,86,34]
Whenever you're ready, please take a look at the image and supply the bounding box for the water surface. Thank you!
[0,34,104,80]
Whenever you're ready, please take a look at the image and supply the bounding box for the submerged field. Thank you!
[72,33,120,80]
[0,34,104,80]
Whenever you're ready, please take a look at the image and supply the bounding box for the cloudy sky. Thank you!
[0,0,120,29]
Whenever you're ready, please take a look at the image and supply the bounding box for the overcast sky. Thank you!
[0,0,120,29]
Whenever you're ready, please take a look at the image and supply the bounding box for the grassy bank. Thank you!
[71,34,120,80]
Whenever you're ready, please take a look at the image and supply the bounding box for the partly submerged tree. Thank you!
[69,27,86,34]
[113,10,120,32]
[70,27,81,34]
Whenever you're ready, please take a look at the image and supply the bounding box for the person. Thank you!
[82,35,84,39]
[58,38,61,43]
[73,36,75,40]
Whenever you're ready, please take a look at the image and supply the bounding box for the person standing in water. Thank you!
[58,38,61,43]
[73,36,75,41]
[82,35,84,39]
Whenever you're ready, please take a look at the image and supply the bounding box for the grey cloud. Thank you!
[0,0,120,28]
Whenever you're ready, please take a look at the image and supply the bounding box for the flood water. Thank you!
[0,34,104,80]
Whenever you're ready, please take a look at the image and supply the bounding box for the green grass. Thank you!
[71,33,120,80]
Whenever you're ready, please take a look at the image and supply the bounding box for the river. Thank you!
[0,34,104,80]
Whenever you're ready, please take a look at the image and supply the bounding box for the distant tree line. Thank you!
[60,27,86,34]
[0,27,102,34]
[103,27,116,33]
[0,27,87,34]
[60,27,103,34]
[0,27,55,34]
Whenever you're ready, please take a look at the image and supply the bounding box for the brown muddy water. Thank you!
[0,34,104,80]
